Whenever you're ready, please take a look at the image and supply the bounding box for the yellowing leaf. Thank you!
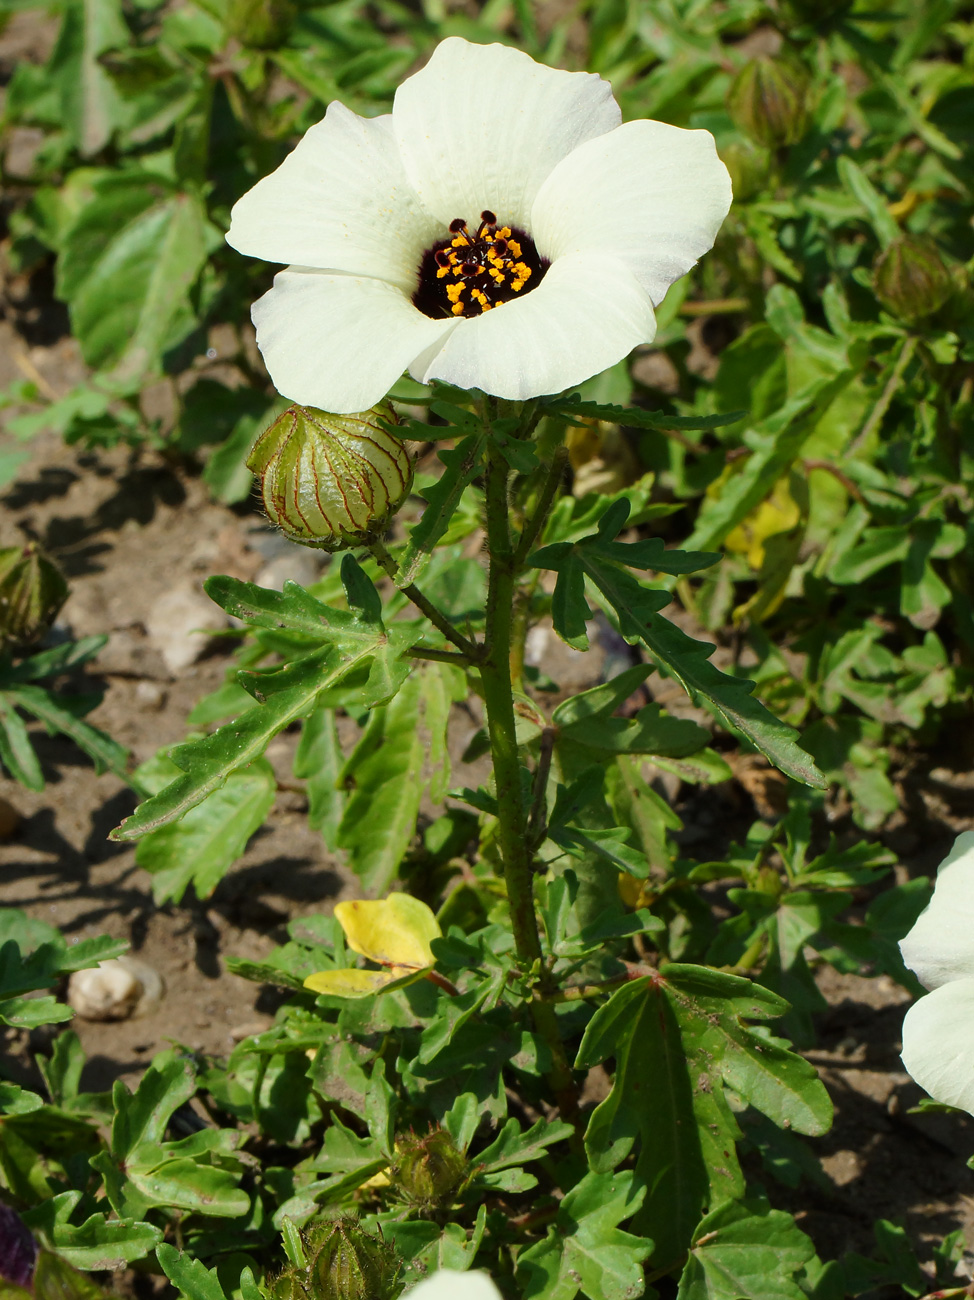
[303,969,399,998]
[335,895,441,970]
[724,475,803,569]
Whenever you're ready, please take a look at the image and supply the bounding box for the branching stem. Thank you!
[368,538,480,659]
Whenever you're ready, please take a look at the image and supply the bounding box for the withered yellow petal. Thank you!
[334,895,441,969]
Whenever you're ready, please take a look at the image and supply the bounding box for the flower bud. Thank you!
[727,56,811,149]
[247,405,413,552]
[226,0,296,47]
[307,1218,401,1300]
[873,237,953,325]
[391,1128,468,1209]
[0,542,69,649]
[262,1219,401,1300]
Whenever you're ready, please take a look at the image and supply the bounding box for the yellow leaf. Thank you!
[335,895,441,970]
[724,474,804,569]
[303,969,397,998]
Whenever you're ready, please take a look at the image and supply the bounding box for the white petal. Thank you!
[901,978,974,1115]
[252,270,456,413]
[419,251,656,399]
[226,103,440,292]
[899,831,974,990]
[405,1271,503,1300]
[531,120,733,305]
[393,37,621,231]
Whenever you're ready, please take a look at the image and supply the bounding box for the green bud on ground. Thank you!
[873,236,953,324]
[727,55,811,149]
[391,1128,468,1209]
[226,0,296,48]
[247,404,413,552]
[0,542,69,649]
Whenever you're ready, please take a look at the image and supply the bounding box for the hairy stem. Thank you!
[480,437,579,1123]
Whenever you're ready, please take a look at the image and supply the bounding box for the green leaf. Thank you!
[157,1244,229,1300]
[836,157,901,248]
[112,640,397,841]
[8,684,129,781]
[396,433,487,587]
[109,1052,196,1159]
[663,965,832,1136]
[0,695,44,790]
[544,396,746,434]
[337,671,427,892]
[532,510,825,787]
[22,1192,162,1269]
[57,174,208,377]
[517,1170,653,1300]
[677,1199,816,1300]
[134,757,276,903]
[474,1115,575,1174]
[48,0,130,156]
[575,977,711,1265]
[552,665,710,757]
[294,702,345,847]
[684,375,850,554]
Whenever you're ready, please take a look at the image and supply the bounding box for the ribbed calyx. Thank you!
[873,237,953,324]
[263,1217,402,1300]
[727,55,811,149]
[391,1128,468,1209]
[247,404,413,552]
[0,542,69,649]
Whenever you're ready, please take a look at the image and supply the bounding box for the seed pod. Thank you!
[727,55,811,149]
[247,405,413,552]
[391,1128,468,1209]
[226,0,296,47]
[873,236,953,325]
[0,542,69,649]
[305,1217,401,1300]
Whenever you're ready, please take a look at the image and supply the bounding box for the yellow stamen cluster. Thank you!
[434,216,534,316]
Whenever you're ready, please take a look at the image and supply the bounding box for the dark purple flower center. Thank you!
[413,210,549,320]
[0,1203,37,1289]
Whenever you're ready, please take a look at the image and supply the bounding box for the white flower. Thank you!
[227,37,732,414]
[898,831,974,1114]
[404,1270,503,1300]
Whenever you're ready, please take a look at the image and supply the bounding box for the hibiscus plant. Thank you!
[2,8,974,1300]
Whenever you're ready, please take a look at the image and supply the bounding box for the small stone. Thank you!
[134,680,167,711]
[145,582,230,675]
[67,957,165,1022]
[0,797,22,841]
[256,550,322,591]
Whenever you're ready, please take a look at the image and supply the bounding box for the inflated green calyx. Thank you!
[247,405,413,552]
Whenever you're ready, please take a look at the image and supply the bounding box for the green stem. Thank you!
[368,539,479,660]
[480,437,579,1124]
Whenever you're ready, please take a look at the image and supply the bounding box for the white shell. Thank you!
[67,956,164,1022]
